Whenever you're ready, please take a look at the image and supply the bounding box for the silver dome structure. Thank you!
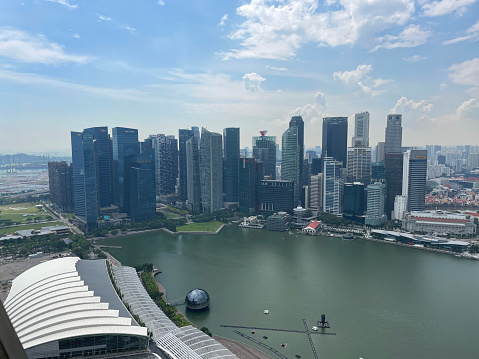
[185,288,210,310]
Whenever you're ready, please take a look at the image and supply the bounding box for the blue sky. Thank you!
[0,0,478,154]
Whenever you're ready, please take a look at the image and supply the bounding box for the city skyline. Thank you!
[0,0,478,154]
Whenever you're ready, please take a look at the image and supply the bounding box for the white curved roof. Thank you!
[4,257,147,350]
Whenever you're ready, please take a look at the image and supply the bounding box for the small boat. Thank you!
[264,309,269,314]
[251,330,256,334]
[281,343,287,347]
[312,326,318,331]
[263,336,268,339]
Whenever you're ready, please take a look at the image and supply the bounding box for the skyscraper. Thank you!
[385,153,403,219]
[343,182,365,216]
[289,116,305,184]
[259,180,294,216]
[365,182,386,226]
[186,136,201,213]
[83,127,112,209]
[200,128,223,213]
[322,157,343,216]
[150,134,178,196]
[309,174,322,210]
[322,117,348,167]
[281,126,301,206]
[402,149,428,212]
[129,158,156,222]
[352,112,370,147]
[48,161,73,213]
[384,114,402,154]
[238,157,261,214]
[252,131,276,179]
[376,142,385,162]
[178,128,195,201]
[112,127,140,214]
[223,128,240,209]
[71,131,98,231]
[347,147,371,183]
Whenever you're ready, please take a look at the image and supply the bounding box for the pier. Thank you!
[232,331,288,359]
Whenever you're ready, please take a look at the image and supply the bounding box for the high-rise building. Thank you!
[311,157,322,175]
[186,136,201,213]
[289,116,305,185]
[393,195,407,220]
[352,112,369,147]
[238,157,261,214]
[402,149,427,212]
[309,174,323,210]
[469,153,479,169]
[365,182,386,226]
[322,117,348,167]
[200,128,223,213]
[252,131,276,180]
[150,134,178,197]
[71,131,99,231]
[259,180,294,216]
[178,128,195,201]
[347,147,371,183]
[376,142,385,162]
[48,161,74,213]
[343,182,365,216]
[112,127,140,214]
[322,157,343,216]
[83,127,112,208]
[129,158,156,222]
[371,161,386,182]
[223,128,240,209]
[384,114,402,154]
[385,153,403,219]
[281,126,301,206]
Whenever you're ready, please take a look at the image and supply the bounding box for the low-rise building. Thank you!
[266,212,290,231]
[402,210,476,236]
[302,221,321,235]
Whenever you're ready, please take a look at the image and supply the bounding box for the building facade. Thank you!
[402,149,428,212]
[347,147,371,183]
[322,157,343,216]
[259,180,294,216]
[48,161,73,213]
[281,126,301,207]
[238,157,262,214]
[129,159,156,222]
[223,127,240,208]
[252,131,276,180]
[343,182,365,216]
[200,128,223,213]
[150,134,178,197]
[322,117,348,168]
[352,111,370,147]
[309,174,323,210]
[385,152,403,219]
[384,114,402,154]
[365,182,386,226]
[178,128,195,201]
[403,211,476,236]
[186,136,201,213]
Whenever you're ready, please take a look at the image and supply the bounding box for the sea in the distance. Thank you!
[101,225,479,359]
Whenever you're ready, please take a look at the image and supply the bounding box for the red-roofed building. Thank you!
[302,221,321,234]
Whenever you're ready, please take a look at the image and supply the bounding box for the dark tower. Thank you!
[322,117,348,168]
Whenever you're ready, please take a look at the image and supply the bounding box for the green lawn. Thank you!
[176,221,224,232]
[163,211,182,219]
[0,203,41,214]
[0,222,64,236]
[0,203,53,225]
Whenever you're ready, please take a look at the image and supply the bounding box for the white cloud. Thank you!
[403,54,427,62]
[72,33,81,39]
[440,82,447,89]
[334,64,389,96]
[45,0,78,9]
[391,96,433,115]
[221,0,416,60]
[158,0,165,5]
[218,14,228,26]
[288,91,328,125]
[267,66,288,71]
[442,20,479,45]
[124,26,136,33]
[448,58,479,87]
[373,24,431,51]
[242,72,266,91]
[0,29,90,65]
[422,0,478,17]
[0,69,150,101]
[98,14,112,21]
[334,64,372,85]
[456,98,479,118]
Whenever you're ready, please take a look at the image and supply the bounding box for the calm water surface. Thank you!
[102,225,479,359]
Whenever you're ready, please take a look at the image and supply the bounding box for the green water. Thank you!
[102,225,479,359]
